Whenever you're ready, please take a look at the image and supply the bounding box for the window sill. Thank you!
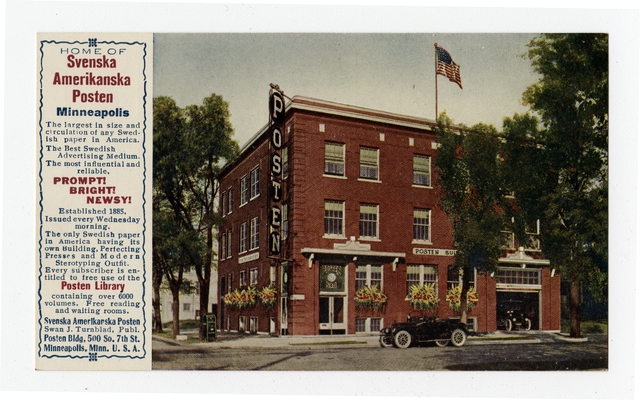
[323,234,347,240]
[358,237,381,242]
[250,194,260,201]
[357,178,381,183]
[323,174,347,180]
[240,202,248,208]
[411,240,433,245]
[411,184,433,189]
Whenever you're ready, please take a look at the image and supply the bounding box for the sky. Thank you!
[153,33,541,147]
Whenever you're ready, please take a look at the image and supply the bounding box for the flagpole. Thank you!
[434,43,438,121]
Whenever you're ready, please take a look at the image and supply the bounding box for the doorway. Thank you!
[496,291,540,331]
[319,296,346,334]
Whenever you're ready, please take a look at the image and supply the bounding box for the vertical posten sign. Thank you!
[268,89,285,257]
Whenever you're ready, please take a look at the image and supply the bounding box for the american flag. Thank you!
[436,45,463,89]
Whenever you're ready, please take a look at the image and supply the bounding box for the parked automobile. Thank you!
[498,300,532,331]
[379,316,468,348]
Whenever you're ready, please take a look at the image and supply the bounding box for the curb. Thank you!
[154,334,543,348]
[554,333,589,343]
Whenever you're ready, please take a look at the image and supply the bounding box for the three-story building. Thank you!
[217,94,560,336]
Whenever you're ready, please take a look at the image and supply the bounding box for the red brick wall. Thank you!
[218,100,561,335]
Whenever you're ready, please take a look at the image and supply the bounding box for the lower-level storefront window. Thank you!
[356,317,382,333]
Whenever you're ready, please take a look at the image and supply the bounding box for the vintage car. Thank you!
[498,300,533,331]
[379,316,468,348]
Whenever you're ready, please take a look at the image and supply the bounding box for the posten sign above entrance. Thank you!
[413,248,457,256]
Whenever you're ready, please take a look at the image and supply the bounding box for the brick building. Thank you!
[217,93,560,336]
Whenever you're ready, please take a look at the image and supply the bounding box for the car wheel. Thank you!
[394,330,412,349]
[450,328,467,347]
[379,335,394,348]
[524,318,532,331]
[504,319,513,331]
[435,339,449,347]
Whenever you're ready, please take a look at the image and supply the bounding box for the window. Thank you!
[447,265,461,289]
[228,187,233,213]
[220,233,226,259]
[240,176,248,205]
[270,265,277,285]
[356,264,382,291]
[496,268,540,286]
[227,230,232,258]
[359,204,378,239]
[446,265,475,289]
[324,200,344,236]
[239,270,247,287]
[250,216,259,250]
[250,166,260,199]
[324,142,345,176]
[250,317,258,333]
[525,219,541,250]
[406,265,438,296]
[413,209,431,242]
[183,303,191,312]
[359,147,379,180]
[227,274,232,292]
[221,191,227,216]
[356,317,382,333]
[501,230,515,249]
[239,222,247,253]
[239,316,246,332]
[250,268,258,286]
[282,204,289,240]
[413,155,431,186]
[282,147,289,179]
[448,316,477,332]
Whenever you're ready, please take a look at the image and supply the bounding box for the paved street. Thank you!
[152,331,607,371]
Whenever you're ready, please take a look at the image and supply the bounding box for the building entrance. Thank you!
[496,291,540,331]
[319,296,346,334]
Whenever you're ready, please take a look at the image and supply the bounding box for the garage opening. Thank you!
[497,291,540,331]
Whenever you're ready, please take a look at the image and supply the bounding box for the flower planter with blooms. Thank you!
[224,286,257,310]
[409,283,439,312]
[258,285,277,309]
[446,284,479,312]
[354,285,387,310]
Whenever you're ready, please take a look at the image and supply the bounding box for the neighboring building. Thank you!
[217,94,560,336]
[158,238,219,324]
[159,269,218,323]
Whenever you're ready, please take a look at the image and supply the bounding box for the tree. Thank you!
[502,34,608,338]
[435,115,510,324]
[153,94,239,339]
[153,197,201,338]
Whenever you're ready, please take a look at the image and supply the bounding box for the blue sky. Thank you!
[154,33,540,147]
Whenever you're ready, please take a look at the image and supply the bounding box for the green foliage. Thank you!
[505,34,608,297]
[504,34,608,337]
[153,94,240,336]
[435,114,508,277]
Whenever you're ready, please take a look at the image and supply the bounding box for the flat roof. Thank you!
[222,95,440,175]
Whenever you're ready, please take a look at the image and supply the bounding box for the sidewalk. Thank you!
[153,329,557,349]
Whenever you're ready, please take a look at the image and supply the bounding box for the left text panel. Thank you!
[36,33,153,370]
